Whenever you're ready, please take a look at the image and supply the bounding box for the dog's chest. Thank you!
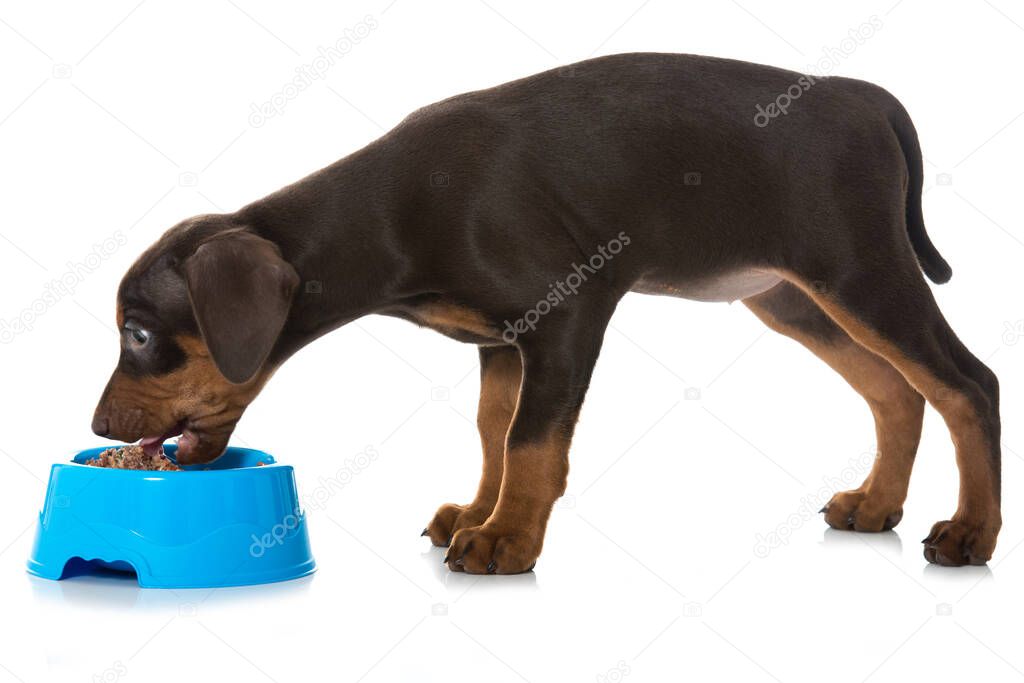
[395,301,505,345]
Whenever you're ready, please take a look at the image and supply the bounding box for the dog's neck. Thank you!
[235,147,411,365]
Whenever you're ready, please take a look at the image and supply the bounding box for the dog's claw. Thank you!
[447,542,473,571]
[819,505,828,514]
[442,553,450,564]
[421,528,429,537]
[924,544,955,566]
[486,561,497,574]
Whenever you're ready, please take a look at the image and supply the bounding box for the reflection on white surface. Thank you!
[821,527,904,553]
[922,562,993,585]
[420,545,539,592]
[27,570,316,611]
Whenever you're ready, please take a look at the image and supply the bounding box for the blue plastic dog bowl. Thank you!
[26,445,315,588]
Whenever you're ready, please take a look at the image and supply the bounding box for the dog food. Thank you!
[86,444,182,471]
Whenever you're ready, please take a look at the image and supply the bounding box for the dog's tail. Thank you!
[889,105,952,284]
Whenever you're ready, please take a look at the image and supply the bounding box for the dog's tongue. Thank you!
[139,436,165,456]
[139,421,186,456]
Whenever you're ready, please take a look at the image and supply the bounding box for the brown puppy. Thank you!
[92,53,1000,572]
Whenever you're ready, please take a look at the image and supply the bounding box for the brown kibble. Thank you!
[86,444,182,471]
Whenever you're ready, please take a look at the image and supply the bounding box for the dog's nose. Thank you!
[91,414,109,437]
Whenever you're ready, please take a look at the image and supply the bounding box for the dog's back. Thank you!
[371,53,927,298]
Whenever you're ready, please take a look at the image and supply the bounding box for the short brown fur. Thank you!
[426,346,522,546]
[446,431,570,574]
[403,302,502,344]
[788,276,1001,564]
[745,285,925,531]
[101,335,272,464]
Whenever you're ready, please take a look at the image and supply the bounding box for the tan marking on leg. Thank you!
[447,430,570,573]
[493,431,571,528]
[426,347,522,547]
[784,277,1000,550]
[746,297,923,530]
[474,348,523,506]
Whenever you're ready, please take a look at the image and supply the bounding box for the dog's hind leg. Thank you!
[744,282,924,532]
[784,242,1000,565]
[425,345,521,547]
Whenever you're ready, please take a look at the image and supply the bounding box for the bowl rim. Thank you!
[62,444,286,475]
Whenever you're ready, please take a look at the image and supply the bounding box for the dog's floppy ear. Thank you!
[184,230,299,384]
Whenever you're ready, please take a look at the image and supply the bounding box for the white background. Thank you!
[1,1,1023,681]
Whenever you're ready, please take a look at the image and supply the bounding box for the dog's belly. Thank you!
[631,269,782,303]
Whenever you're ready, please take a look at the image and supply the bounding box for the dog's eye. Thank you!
[127,327,150,347]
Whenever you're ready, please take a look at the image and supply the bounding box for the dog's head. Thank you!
[91,215,299,464]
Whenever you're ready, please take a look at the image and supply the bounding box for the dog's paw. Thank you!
[444,524,540,574]
[423,503,491,547]
[820,490,903,532]
[922,519,997,566]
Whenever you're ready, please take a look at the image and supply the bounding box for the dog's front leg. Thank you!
[444,304,612,574]
[425,345,521,546]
